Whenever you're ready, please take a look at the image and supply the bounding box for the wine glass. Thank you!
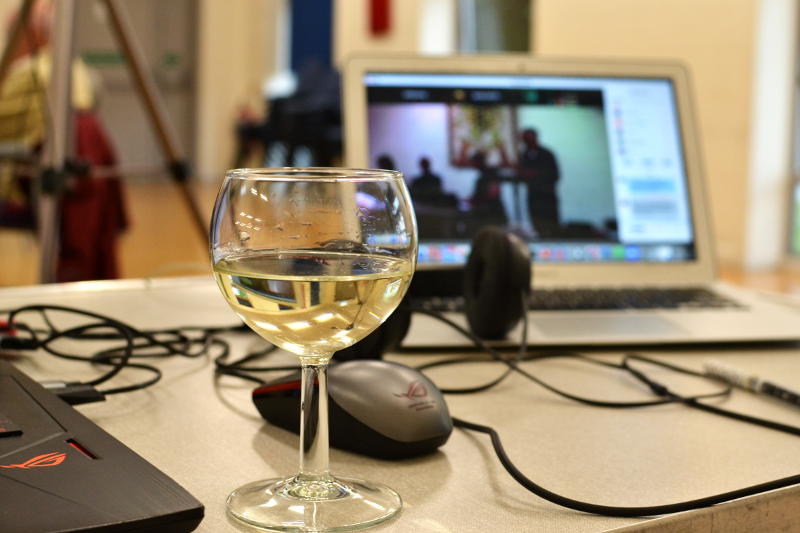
[210,168,417,532]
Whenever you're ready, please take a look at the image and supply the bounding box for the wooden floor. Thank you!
[2,178,800,293]
[0,178,220,287]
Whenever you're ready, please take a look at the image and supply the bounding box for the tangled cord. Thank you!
[407,306,800,516]
[5,302,800,517]
[2,304,237,395]
[213,344,296,385]
[206,299,800,516]
[413,308,800,437]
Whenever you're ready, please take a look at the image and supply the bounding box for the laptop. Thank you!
[0,360,204,532]
[342,54,800,347]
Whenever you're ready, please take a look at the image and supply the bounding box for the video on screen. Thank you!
[368,89,618,243]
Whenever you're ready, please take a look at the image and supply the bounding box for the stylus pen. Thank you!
[704,360,800,409]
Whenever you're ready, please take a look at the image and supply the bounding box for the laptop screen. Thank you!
[363,71,696,266]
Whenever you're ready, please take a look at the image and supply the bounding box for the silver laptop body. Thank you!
[343,55,800,346]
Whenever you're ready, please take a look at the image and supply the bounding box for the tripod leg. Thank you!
[39,0,76,283]
[100,0,209,242]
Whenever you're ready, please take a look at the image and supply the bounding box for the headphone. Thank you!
[463,226,531,339]
[333,225,531,361]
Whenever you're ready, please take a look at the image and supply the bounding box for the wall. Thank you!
[334,0,456,66]
[533,0,773,268]
[74,0,197,176]
[195,0,277,183]
[744,0,797,269]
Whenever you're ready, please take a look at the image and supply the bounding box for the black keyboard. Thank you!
[410,287,744,312]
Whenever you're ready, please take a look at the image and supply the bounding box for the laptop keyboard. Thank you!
[410,287,745,312]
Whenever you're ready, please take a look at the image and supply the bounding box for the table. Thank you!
[2,276,800,532]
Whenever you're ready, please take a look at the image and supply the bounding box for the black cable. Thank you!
[16,301,794,518]
[413,309,730,408]
[37,321,135,387]
[414,308,800,438]
[417,357,514,394]
[3,304,239,396]
[9,305,234,360]
[99,362,162,395]
[622,354,800,437]
[213,343,299,384]
[6,307,141,388]
[411,305,800,516]
[453,416,800,517]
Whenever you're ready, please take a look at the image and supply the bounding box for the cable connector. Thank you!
[41,381,106,405]
[0,334,38,350]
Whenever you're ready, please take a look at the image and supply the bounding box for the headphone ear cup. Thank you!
[463,226,531,339]
[332,304,411,362]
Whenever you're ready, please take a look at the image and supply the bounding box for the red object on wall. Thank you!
[369,0,391,36]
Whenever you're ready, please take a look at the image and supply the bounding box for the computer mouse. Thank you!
[252,360,453,459]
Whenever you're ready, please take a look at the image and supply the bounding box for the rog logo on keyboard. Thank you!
[0,452,66,469]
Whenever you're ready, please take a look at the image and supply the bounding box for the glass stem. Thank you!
[298,362,330,481]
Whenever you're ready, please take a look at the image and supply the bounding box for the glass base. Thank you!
[226,475,402,532]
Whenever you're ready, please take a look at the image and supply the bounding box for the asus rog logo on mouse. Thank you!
[394,381,436,412]
[393,380,428,400]
[0,452,66,469]
[253,360,453,459]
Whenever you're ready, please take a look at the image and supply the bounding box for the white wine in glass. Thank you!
[210,168,417,532]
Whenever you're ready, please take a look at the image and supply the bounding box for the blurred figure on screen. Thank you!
[410,157,442,196]
[518,128,560,238]
[410,156,457,209]
[469,151,507,227]
[375,154,396,171]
